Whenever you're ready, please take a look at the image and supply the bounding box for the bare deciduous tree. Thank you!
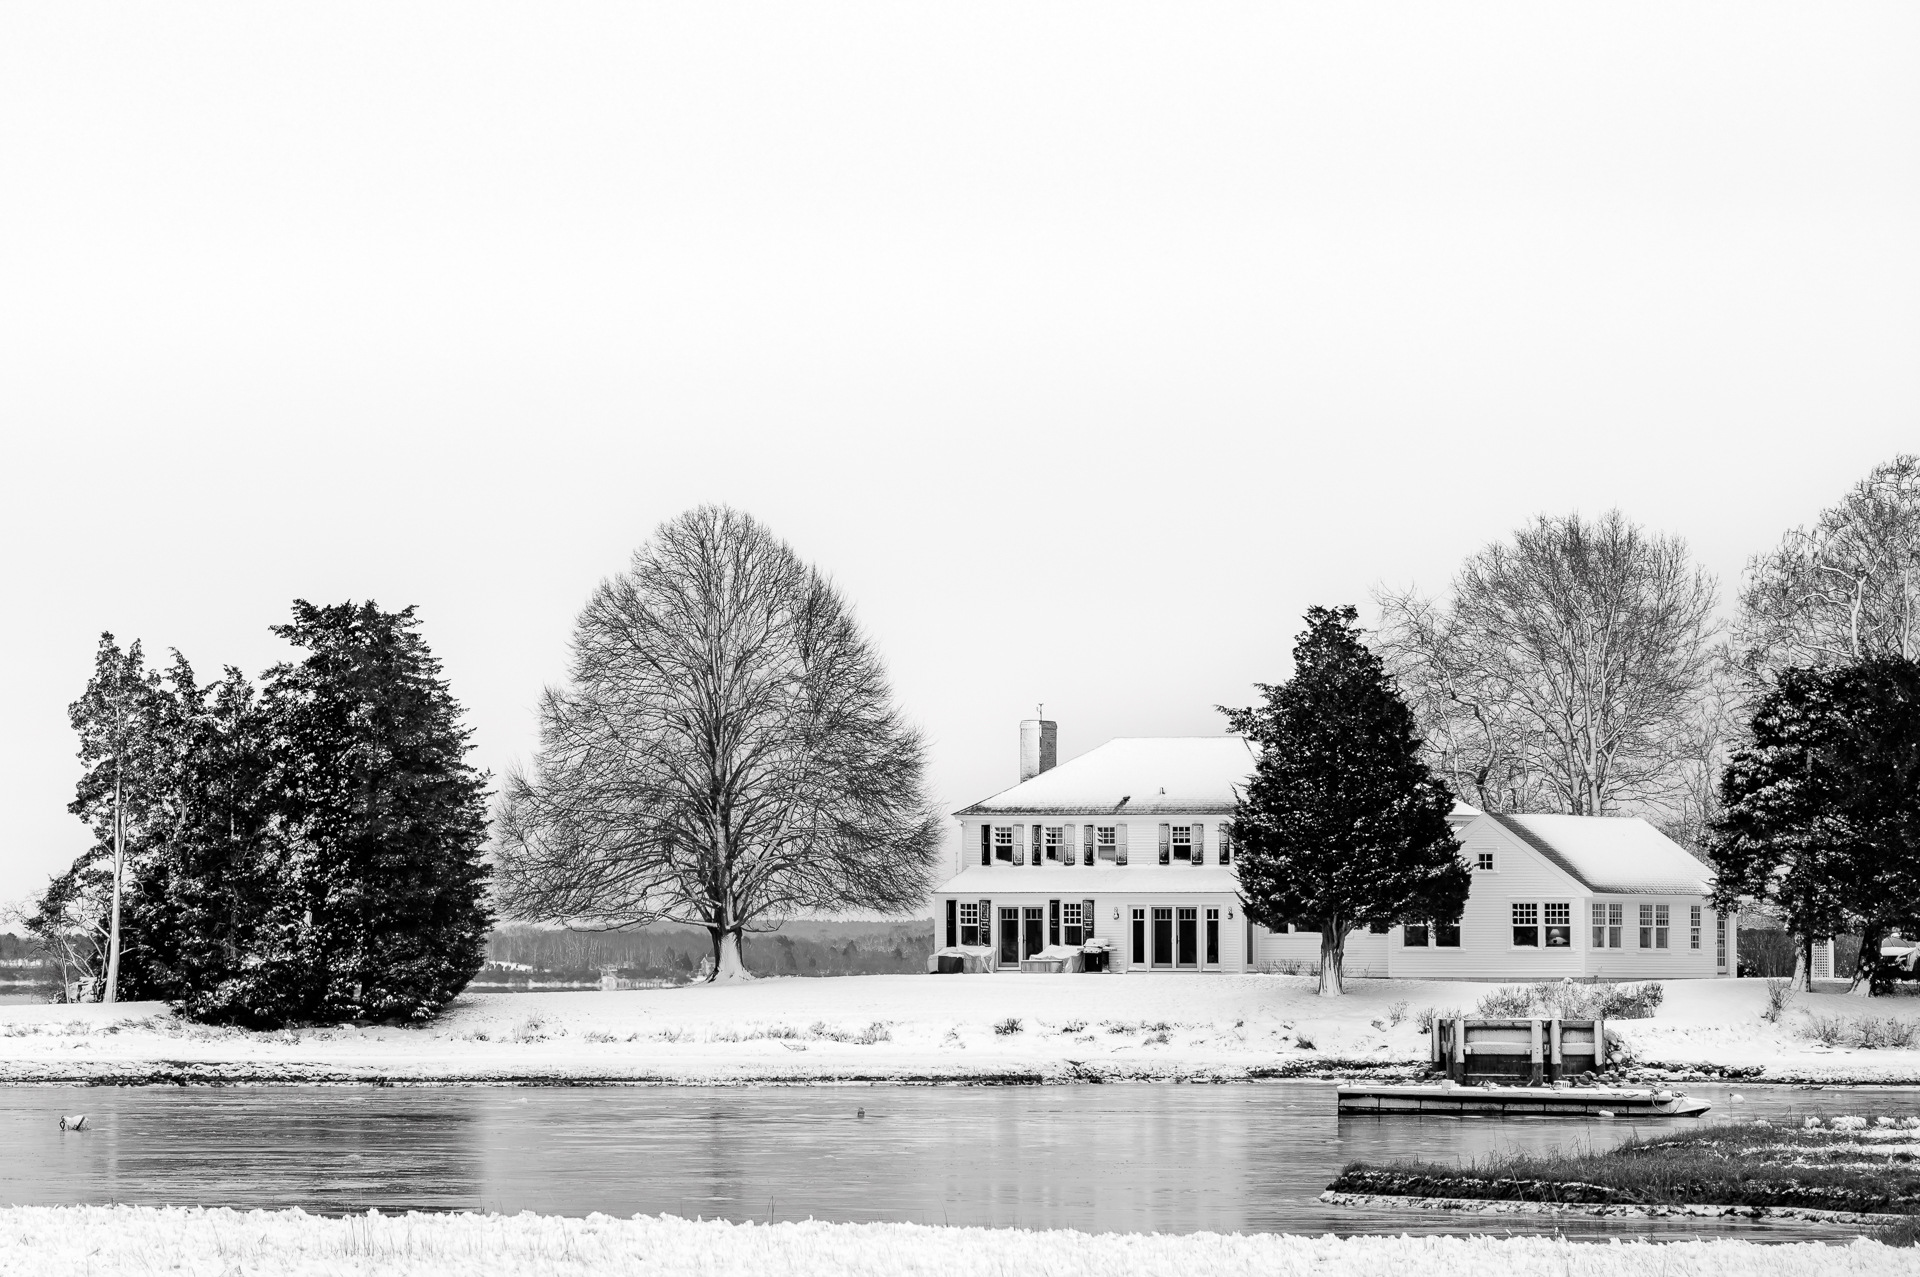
[1376,510,1720,817]
[495,506,942,981]
[1735,455,1920,686]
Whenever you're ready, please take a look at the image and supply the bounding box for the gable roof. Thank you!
[955,737,1256,817]
[1486,813,1712,895]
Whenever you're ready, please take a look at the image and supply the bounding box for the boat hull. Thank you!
[1337,1083,1711,1118]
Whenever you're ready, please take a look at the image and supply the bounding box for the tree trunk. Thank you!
[1790,938,1812,993]
[103,771,124,1005]
[1317,925,1345,997]
[1849,927,1884,997]
[714,929,753,982]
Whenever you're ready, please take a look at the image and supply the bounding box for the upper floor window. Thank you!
[1476,852,1495,871]
[1044,826,1064,862]
[994,826,1014,863]
[1095,826,1117,862]
[1172,826,1194,861]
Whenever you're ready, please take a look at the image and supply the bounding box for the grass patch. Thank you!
[1330,1118,1920,1216]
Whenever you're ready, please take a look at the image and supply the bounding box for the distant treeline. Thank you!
[483,921,936,981]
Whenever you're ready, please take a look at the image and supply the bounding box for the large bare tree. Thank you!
[1735,455,1920,686]
[1376,510,1721,817]
[495,506,942,981]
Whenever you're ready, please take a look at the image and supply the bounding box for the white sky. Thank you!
[1,3,1916,909]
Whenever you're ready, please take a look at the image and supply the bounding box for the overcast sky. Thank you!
[1,3,1915,910]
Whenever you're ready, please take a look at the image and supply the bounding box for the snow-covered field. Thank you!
[3,974,1919,1085]
[0,1206,1908,1277]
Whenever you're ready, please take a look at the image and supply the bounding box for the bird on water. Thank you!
[59,1114,87,1131]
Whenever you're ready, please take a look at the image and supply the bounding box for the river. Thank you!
[2,1082,1910,1240]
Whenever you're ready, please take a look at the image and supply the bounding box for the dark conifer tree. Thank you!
[1224,606,1469,995]
[220,601,493,1025]
[1710,658,1920,994]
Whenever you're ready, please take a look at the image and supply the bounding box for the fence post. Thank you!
[1451,1016,1466,1082]
[1595,1018,1606,1070]
[1528,1018,1543,1084]
[1549,1018,1563,1081]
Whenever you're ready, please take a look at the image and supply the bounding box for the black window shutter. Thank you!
[980,823,991,866]
[1049,899,1060,947]
[1083,899,1096,939]
[1159,823,1171,865]
[945,899,957,949]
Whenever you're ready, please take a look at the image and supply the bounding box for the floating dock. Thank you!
[1337,1081,1711,1118]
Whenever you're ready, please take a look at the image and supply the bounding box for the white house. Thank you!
[931,721,1735,980]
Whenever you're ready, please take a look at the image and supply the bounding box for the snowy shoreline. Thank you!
[0,1205,1910,1276]
[5,974,1920,1088]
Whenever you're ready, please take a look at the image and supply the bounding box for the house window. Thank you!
[994,827,1014,863]
[1172,826,1194,861]
[1045,826,1064,862]
[1062,901,1084,946]
[1543,902,1571,948]
[1512,902,1540,947]
[1096,827,1117,862]
[1368,921,1390,934]
[958,902,981,947]
[1404,922,1429,947]
[1690,905,1702,950]
[1476,852,1494,871]
[1639,903,1671,949]
[1593,902,1624,948]
[1715,914,1728,969]
[1434,921,1460,947]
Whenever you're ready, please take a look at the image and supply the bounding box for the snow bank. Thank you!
[3,974,1919,1085]
[0,1206,1906,1277]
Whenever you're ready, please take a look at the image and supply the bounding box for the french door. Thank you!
[999,908,1020,965]
[1176,907,1198,968]
[1023,907,1044,959]
[1151,907,1173,967]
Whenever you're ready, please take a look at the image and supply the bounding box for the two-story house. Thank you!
[931,720,1736,979]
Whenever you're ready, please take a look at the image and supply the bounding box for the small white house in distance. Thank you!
[931,721,1736,979]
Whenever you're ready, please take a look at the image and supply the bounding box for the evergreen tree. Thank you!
[211,600,493,1025]
[1224,606,1470,996]
[1710,658,1920,994]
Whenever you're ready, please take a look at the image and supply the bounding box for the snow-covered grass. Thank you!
[4,975,1920,1084]
[0,1205,1909,1276]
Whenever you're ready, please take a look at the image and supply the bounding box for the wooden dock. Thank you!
[1338,1080,1710,1117]
[1433,1016,1603,1084]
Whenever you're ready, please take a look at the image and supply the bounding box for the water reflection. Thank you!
[1,1082,1910,1240]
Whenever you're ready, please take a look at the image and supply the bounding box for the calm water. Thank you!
[1,1082,1911,1240]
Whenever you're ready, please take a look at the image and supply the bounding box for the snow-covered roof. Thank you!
[1487,813,1712,896]
[937,865,1241,895]
[955,737,1256,817]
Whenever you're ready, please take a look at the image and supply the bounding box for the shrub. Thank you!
[1386,1000,1409,1027]
[1596,981,1664,1019]
[1852,1017,1918,1050]
[1475,986,1535,1016]
[1059,1019,1087,1034]
[1802,1015,1847,1046]
[1414,1006,1460,1034]
[854,1021,891,1045]
[993,1017,1023,1036]
[1762,977,1794,1024]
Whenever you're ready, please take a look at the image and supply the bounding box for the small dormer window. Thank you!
[994,827,1014,862]
[1476,852,1494,871]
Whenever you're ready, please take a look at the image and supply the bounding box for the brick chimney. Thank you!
[1019,718,1058,782]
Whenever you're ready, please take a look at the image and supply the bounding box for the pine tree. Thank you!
[1710,658,1920,994]
[1224,606,1470,996]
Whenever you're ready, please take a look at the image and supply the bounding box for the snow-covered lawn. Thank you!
[0,1206,1907,1277]
[3,974,1919,1084]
